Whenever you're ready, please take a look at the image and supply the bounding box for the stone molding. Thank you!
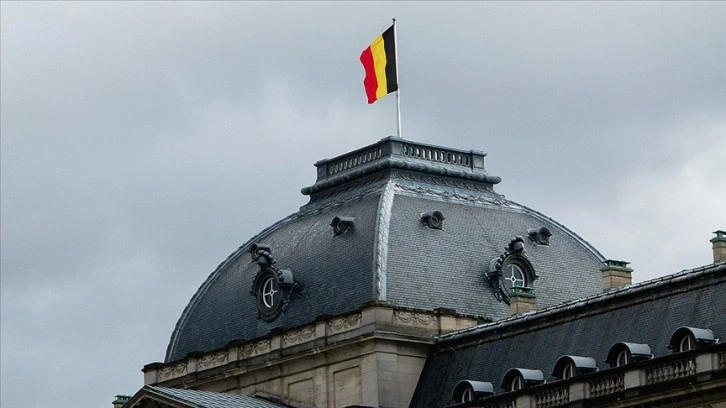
[283,325,316,346]
[198,351,228,369]
[158,362,187,381]
[238,339,271,358]
[393,310,438,327]
[328,312,362,334]
[144,306,476,384]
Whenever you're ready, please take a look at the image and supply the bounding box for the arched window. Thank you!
[552,355,598,380]
[615,350,629,367]
[561,363,575,379]
[510,375,524,391]
[668,327,717,353]
[500,368,544,392]
[460,387,473,403]
[606,342,652,368]
[679,334,693,352]
[451,380,493,403]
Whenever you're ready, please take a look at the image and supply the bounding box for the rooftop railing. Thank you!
[457,345,724,408]
[314,137,488,181]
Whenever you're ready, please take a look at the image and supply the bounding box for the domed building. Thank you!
[126,137,726,408]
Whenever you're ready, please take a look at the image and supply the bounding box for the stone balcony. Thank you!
[454,344,726,408]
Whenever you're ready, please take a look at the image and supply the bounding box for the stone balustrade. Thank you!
[462,346,725,408]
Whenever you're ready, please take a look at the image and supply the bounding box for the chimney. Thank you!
[112,395,131,408]
[601,259,633,292]
[510,287,536,315]
[711,230,726,263]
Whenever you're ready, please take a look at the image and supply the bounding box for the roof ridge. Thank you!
[505,198,606,262]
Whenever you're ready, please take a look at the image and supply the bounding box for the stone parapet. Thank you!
[463,344,726,408]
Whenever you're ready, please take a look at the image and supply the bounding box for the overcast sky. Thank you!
[1,2,724,407]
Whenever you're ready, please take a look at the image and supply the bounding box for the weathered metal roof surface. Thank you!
[409,261,726,407]
[165,137,606,362]
[138,386,288,408]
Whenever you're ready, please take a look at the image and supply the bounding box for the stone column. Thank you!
[510,288,536,315]
[710,230,726,263]
[112,395,130,408]
[601,260,633,292]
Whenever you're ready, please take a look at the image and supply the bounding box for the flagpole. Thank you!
[393,18,402,139]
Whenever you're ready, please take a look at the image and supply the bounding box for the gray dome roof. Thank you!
[165,137,605,362]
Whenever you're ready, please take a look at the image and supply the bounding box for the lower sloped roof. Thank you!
[125,385,290,408]
[410,261,726,407]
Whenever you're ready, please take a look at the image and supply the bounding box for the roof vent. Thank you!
[500,368,544,392]
[330,216,355,236]
[420,211,445,230]
[451,380,494,403]
[668,326,717,352]
[527,226,552,246]
[711,230,726,263]
[605,342,653,367]
[600,259,633,292]
[551,355,598,380]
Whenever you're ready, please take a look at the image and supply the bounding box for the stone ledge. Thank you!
[144,304,481,384]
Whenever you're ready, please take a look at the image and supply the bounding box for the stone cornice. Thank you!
[143,304,481,386]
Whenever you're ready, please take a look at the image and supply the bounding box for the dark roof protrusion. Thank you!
[330,216,354,236]
[551,355,598,379]
[500,368,544,391]
[605,342,653,366]
[420,211,445,230]
[668,326,717,350]
[451,380,494,402]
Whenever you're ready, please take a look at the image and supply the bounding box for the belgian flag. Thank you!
[360,25,397,104]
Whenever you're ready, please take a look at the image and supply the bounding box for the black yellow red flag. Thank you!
[360,25,398,104]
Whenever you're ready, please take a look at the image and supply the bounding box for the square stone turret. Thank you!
[711,230,726,263]
[600,259,633,292]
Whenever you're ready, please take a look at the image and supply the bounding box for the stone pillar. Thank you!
[711,230,726,263]
[510,288,536,315]
[601,260,633,292]
[112,395,130,408]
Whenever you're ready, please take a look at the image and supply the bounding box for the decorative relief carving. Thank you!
[159,362,187,381]
[283,325,316,346]
[328,313,362,333]
[238,339,271,358]
[198,351,228,368]
[393,310,437,327]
